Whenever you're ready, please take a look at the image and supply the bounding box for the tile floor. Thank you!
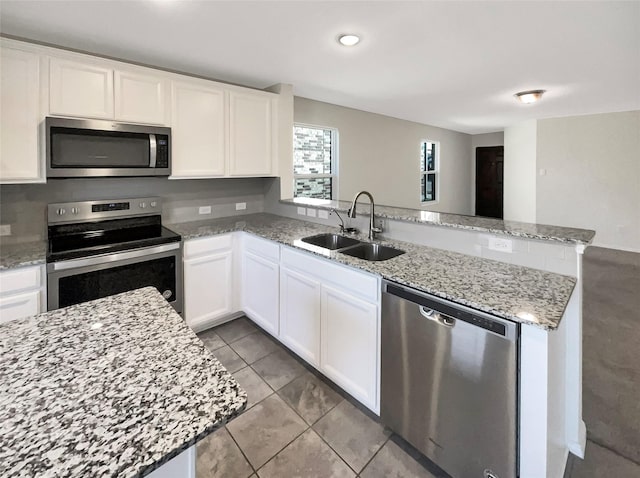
[196,317,447,478]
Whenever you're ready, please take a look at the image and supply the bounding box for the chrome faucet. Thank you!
[330,208,345,233]
[348,191,382,240]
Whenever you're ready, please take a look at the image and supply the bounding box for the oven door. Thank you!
[47,243,182,314]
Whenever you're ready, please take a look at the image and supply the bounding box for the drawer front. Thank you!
[0,266,41,295]
[281,247,378,303]
[243,233,280,262]
[183,234,232,259]
[0,290,41,324]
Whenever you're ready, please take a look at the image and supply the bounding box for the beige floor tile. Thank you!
[313,400,390,473]
[233,366,273,409]
[279,372,343,425]
[360,439,437,478]
[226,394,307,469]
[257,429,355,478]
[230,332,280,365]
[196,427,253,478]
[569,441,640,478]
[215,317,258,344]
[251,348,306,390]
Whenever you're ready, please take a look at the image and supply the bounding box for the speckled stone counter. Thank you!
[281,198,596,245]
[0,287,247,478]
[0,240,47,270]
[168,213,576,330]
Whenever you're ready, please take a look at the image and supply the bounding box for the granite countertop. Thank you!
[168,213,576,330]
[281,197,596,245]
[0,287,247,478]
[0,240,47,271]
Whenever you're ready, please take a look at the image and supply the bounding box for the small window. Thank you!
[293,124,337,200]
[420,140,438,203]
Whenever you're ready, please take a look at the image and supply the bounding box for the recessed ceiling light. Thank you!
[514,90,546,104]
[338,34,360,47]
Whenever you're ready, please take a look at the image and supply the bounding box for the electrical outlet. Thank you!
[297,207,306,215]
[0,224,11,236]
[306,208,317,218]
[198,206,212,215]
[488,237,513,253]
[318,210,329,219]
[235,202,246,211]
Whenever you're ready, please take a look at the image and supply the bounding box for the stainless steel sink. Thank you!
[301,233,361,250]
[340,243,405,261]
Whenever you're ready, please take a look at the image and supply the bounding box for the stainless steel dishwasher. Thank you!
[381,280,519,478]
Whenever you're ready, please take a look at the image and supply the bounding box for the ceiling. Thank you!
[1,1,638,134]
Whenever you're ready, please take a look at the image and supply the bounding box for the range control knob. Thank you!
[150,201,157,208]
[139,202,146,209]
[56,208,66,216]
[71,207,79,214]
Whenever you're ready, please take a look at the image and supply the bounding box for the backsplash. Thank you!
[0,177,267,244]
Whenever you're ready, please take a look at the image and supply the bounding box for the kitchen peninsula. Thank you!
[0,287,247,477]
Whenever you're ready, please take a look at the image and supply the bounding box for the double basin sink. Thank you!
[301,233,405,262]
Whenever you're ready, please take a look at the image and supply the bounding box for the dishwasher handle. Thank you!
[419,306,456,328]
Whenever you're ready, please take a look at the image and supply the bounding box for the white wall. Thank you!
[471,131,504,214]
[536,111,640,252]
[504,120,537,223]
[294,97,472,215]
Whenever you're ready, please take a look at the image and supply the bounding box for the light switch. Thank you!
[236,202,247,210]
[199,206,212,215]
[306,208,317,218]
[297,207,306,215]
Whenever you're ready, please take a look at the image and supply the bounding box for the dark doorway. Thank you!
[475,146,504,219]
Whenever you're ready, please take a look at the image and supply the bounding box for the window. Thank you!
[293,124,337,199]
[420,140,439,202]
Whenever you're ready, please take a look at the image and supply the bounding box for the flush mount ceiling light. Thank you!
[514,89,546,104]
[338,34,360,47]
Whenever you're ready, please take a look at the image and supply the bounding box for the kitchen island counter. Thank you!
[0,287,246,477]
[168,213,576,330]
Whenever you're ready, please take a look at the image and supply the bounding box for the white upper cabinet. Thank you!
[170,80,226,178]
[49,58,114,119]
[114,70,168,125]
[228,91,275,176]
[0,46,42,182]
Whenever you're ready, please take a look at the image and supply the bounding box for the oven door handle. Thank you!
[49,243,180,271]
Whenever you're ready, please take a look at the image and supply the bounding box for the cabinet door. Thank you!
[171,81,225,177]
[0,290,41,324]
[183,251,233,329]
[321,285,379,411]
[228,91,273,176]
[279,267,321,367]
[242,251,279,336]
[0,47,41,182]
[49,58,114,119]
[115,70,167,125]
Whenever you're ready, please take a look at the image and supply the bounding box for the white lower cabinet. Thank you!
[321,285,378,411]
[279,267,322,367]
[242,251,279,336]
[0,265,45,324]
[183,235,234,331]
[279,246,380,412]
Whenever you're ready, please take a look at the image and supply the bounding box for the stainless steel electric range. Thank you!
[46,197,182,313]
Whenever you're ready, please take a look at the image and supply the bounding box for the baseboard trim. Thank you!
[568,420,587,458]
[189,311,244,333]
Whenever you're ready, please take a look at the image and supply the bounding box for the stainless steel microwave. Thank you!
[46,117,171,178]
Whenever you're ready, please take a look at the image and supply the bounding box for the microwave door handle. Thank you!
[149,134,157,168]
